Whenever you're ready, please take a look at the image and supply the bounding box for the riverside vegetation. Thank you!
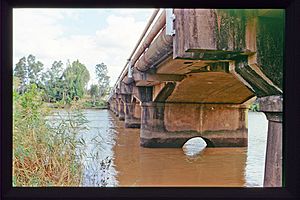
[13,84,86,186]
[13,55,112,186]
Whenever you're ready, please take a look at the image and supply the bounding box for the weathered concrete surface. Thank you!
[166,72,254,103]
[140,102,248,148]
[233,10,284,96]
[256,16,284,90]
[118,99,125,121]
[133,99,141,119]
[164,103,248,132]
[124,102,141,128]
[140,130,247,148]
[109,9,283,149]
[113,100,119,117]
[123,95,141,128]
[108,8,284,187]
[258,95,283,187]
[234,59,282,97]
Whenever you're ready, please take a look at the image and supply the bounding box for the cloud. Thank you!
[13,8,153,86]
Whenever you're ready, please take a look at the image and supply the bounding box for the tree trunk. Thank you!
[92,95,96,107]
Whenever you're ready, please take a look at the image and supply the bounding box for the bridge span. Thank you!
[107,9,283,187]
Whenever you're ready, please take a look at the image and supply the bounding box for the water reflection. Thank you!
[48,109,118,187]
[78,110,118,187]
[245,112,268,187]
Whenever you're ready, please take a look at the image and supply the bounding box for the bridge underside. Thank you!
[108,8,283,186]
[109,9,283,148]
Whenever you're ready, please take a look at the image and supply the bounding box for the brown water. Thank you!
[113,125,247,187]
[50,109,268,187]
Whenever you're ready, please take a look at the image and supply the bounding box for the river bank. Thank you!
[44,100,108,110]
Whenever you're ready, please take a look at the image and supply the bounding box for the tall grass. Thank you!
[13,84,88,186]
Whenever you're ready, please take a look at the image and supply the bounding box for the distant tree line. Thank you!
[13,54,111,104]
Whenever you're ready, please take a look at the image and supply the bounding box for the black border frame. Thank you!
[1,0,300,199]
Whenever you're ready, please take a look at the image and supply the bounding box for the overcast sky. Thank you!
[13,8,154,87]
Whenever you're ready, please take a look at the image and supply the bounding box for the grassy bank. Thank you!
[13,84,88,186]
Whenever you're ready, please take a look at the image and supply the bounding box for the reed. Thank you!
[13,84,88,186]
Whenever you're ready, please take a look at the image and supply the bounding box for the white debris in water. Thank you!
[182,137,207,157]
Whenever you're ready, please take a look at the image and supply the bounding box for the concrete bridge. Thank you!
[108,9,283,187]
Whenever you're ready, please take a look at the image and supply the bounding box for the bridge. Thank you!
[107,9,283,187]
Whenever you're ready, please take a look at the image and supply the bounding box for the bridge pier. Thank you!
[140,101,248,148]
[258,95,282,187]
[110,99,117,116]
[114,99,119,117]
[118,98,125,121]
[122,94,141,128]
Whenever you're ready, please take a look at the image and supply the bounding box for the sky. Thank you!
[13,8,155,87]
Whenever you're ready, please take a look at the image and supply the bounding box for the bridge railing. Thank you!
[108,8,168,101]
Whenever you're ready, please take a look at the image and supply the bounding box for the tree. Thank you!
[43,61,64,102]
[14,55,44,93]
[95,63,110,98]
[14,57,27,93]
[89,84,99,106]
[62,60,90,103]
[27,55,44,85]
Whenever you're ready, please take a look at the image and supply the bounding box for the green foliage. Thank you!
[81,99,107,109]
[89,84,99,106]
[14,57,27,82]
[14,55,111,107]
[95,63,110,98]
[89,84,99,98]
[62,60,90,103]
[42,61,64,102]
[14,55,44,93]
[13,83,89,186]
[249,102,260,112]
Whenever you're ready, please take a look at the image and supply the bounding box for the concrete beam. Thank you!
[121,76,134,85]
[173,9,255,60]
[153,82,176,102]
[119,82,133,94]
[133,68,186,86]
[232,59,282,97]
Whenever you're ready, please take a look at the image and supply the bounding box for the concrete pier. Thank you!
[108,9,284,187]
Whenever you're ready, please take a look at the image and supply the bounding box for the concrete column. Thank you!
[123,94,141,128]
[140,102,168,147]
[112,102,116,115]
[111,100,116,115]
[115,100,119,117]
[258,95,283,187]
[118,98,125,121]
